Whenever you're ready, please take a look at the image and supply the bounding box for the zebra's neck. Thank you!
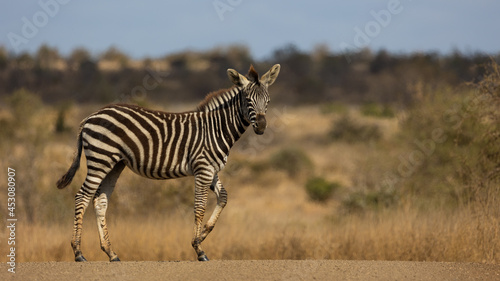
[196,87,242,112]
[196,87,250,152]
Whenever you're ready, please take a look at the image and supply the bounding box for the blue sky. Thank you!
[1,0,499,59]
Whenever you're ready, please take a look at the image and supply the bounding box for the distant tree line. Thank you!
[0,44,498,106]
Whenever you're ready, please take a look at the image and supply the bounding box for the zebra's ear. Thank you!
[261,64,281,86]
[227,69,249,87]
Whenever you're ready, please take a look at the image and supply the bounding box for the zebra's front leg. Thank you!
[200,175,227,242]
[191,172,211,261]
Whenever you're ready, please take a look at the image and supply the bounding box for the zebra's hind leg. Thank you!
[93,161,125,262]
[72,167,111,262]
[200,175,227,242]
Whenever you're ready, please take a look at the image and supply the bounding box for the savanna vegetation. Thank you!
[0,44,499,263]
[0,44,497,105]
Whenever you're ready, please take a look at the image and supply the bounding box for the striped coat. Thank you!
[56,64,280,262]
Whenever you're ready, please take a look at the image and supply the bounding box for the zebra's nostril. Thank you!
[253,114,267,135]
[256,114,266,128]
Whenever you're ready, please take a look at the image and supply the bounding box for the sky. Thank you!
[1,0,500,60]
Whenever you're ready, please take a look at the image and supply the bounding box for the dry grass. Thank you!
[10,204,500,263]
[1,79,500,263]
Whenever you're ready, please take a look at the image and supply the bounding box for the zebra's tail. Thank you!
[56,119,86,189]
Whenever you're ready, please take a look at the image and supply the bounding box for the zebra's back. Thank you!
[81,104,205,180]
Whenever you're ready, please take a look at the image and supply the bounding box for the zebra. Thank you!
[56,64,281,262]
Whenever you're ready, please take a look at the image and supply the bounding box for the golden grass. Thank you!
[8,204,499,263]
[0,100,499,264]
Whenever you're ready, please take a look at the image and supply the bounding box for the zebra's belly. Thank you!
[124,160,193,180]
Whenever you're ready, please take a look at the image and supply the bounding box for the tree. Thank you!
[68,47,92,70]
[101,46,129,68]
[35,44,61,69]
[15,52,34,69]
[0,46,7,70]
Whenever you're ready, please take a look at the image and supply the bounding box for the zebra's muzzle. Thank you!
[253,114,267,135]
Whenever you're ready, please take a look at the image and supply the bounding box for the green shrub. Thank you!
[360,103,395,118]
[342,189,398,213]
[6,88,43,124]
[2,89,45,142]
[397,77,496,203]
[269,147,313,177]
[320,102,348,115]
[329,115,381,142]
[55,106,70,133]
[458,61,500,210]
[305,177,340,202]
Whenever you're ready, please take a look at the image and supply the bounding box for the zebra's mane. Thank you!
[196,87,240,112]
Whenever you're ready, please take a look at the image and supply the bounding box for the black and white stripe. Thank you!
[56,64,280,262]
[82,101,247,179]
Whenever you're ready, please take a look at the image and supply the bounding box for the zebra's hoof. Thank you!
[110,257,121,262]
[198,255,209,261]
[75,255,87,262]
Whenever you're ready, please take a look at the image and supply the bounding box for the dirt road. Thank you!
[1,260,499,281]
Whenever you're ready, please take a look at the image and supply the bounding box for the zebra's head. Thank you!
[227,64,281,135]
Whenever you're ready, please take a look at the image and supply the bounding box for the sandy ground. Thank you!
[1,260,499,281]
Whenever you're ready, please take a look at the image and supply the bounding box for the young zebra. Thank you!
[56,64,280,262]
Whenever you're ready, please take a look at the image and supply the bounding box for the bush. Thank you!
[305,177,340,202]
[459,61,500,210]
[398,79,493,203]
[2,89,44,142]
[360,103,395,118]
[329,115,382,142]
[269,147,313,177]
[394,61,500,209]
[6,88,43,124]
[342,189,398,213]
[320,102,348,115]
[55,105,71,133]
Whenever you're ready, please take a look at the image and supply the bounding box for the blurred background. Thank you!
[1,1,500,262]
